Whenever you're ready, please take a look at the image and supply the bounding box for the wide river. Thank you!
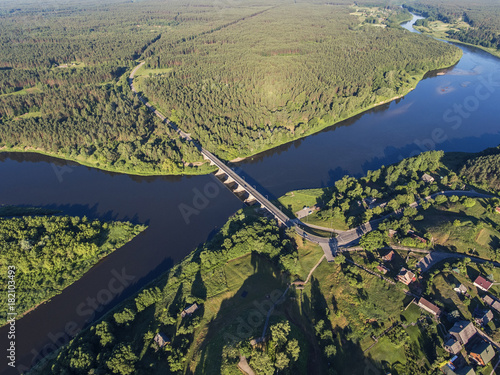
[1,14,500,374]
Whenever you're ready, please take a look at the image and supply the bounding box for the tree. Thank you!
[275,352,290,370]
[250,352,275,375]
[105,344,138,375]
[360,231,385,251]
[435,195,447,205]
[271,322,291,347]
[286,339,300,362]
[462,197,476,208]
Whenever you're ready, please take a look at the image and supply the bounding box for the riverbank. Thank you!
[0,147,217,176]
[0,215,147,327]
[0,52,460,176]
[412,20,500,59]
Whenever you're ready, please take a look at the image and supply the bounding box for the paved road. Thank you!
[129,63,291,227]
[294,226,337,261]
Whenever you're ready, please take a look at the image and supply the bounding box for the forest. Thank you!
[0,0,462,172]
[140,3,461,159]
[404,0,500,50]
[460,145,500,192]
[0,213,146,325]
[0,83,209,175]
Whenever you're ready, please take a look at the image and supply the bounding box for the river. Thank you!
[1,14,500,374]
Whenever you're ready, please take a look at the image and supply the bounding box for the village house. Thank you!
[417,297,442,317]
[449,321,477,345]
[181,303,199,318]
[496,207,500,214]
[474,310,494,326]
[444,338,463,355]
[376,265,389,274]
[469,341,495,366]
[422,173,435,183]
[440,364,475,375]
[381,250,395,262]
[473,276,493,292]
[453,284,467,295]
[154,332,170,348]
[440,354,475,375]
[483,295,500,312]
[397,267,416,285]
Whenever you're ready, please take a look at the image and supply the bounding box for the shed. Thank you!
[444,338,462,355]
[154,332,170,348]
[422,173,435,183]
[181,303,199,318]
[417,297,442,317]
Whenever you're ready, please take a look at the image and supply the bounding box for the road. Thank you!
[304,189,495,248]
[129,63,292,227]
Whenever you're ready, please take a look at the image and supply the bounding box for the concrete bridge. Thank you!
[129,62,291,227]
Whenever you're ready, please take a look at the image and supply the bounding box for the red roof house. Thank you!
[474,276,493,292]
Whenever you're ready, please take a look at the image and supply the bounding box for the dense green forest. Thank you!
[0,213,146,325]
[404,0,500,50]
[0,83,209,174]
[0,0,461,172]
[140,3,461,159]
[460,145,500,192]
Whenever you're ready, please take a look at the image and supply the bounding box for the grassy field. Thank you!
[0,86,42,97]
[133,65,173,93]
[415,198,500,260]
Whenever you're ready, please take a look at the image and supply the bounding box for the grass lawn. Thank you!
[415,198,500,260]
[368,336,406,365]
[278,188,325,215]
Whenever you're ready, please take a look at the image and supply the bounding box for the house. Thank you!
[397,267,416,285]
[154,332,170,348]
[483,295,500,312]
[453,284,467,295]
[407,230,427,243]
[422,173,435,183]
[417,297,442,317]
[444,338,463,355]
[376,265,389,274]
[382,250,395,262]
[363,197,377,208]
[469,341,495,366]
[473,276,493,292]
[495,207,500,214]
[441,364,476,375]
[449,321,476,345]
[181,303,199,318]
[474,310,494,326]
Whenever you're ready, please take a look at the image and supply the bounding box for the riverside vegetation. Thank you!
[404,0,500,57]
[0,209,146,325]
[1,0,461,173]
